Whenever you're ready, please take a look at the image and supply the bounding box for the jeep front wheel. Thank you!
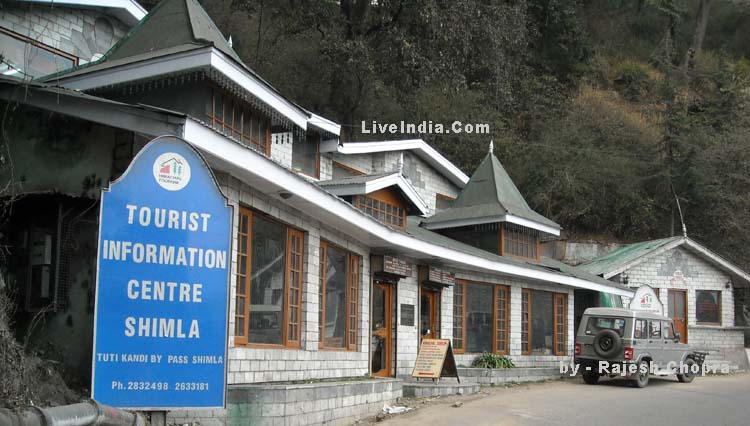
[677,358,696,383]
[633,361,650,388]
[583,370,599,385]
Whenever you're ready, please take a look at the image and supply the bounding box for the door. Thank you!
[661,320,683,365]
[371,282,392,377]
[420,289,439,340]
[668,290,688,343]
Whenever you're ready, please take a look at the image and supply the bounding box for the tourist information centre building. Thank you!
[1,1,632,424]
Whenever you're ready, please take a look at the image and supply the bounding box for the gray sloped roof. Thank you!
[407,217,630,293]
[577,237,682,277]
[41,0,241,81]
[422,151,560,232]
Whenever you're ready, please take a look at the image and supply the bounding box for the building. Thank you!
[1,0,632,424]
[578,236,750,371]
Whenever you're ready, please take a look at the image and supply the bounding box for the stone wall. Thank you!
[686,327,748,371]
[457,367,563,385]
[167,378,402,426]
[1,3,130,64]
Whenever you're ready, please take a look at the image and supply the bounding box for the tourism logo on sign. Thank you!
[153,152,191,191]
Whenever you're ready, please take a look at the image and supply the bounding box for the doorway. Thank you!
[371,281,393,377]
[668,289,688,343]
[420,289,439,340]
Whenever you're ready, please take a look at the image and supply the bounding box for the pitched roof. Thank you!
[318,172,429,215]
[577,237,682,277]
[41,0,241,80]
[421,151,560,235]
[406,217,631,294]
[577,236,750,286]
[17,0,146,26]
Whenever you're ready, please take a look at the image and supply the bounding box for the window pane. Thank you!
[530,291,554,355]
[466,284,493,353]
[248,215,287,345]
[292,132,319,177]
[0,32,74,78]
[696,290,721,324]
[323,245,347,348]
[452,284,464,350]
[634,319,647,339]
[649,320,661,338]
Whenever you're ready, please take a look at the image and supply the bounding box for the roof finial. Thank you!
[398,152,404,174]
[228,35,233,48]
[489,140,494,154]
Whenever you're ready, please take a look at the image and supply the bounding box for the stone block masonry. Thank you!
[167,378,402,426]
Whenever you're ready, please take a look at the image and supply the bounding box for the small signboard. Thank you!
[412,339,460,382]
[92,136,232,409]
[372,255,412,278]
[418,265,455,287]
[401,304,415,327]
[629,285,664,315]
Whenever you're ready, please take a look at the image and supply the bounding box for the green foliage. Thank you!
[613,60,654,101]
[471,353,515,369]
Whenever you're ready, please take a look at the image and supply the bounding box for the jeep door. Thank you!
[661,320,683,365]
[646,320,665,365]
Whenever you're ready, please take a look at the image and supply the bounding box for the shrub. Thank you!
[613,60,654,101]
[471,353,515,369]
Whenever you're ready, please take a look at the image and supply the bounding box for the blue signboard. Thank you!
[92,136,232,409]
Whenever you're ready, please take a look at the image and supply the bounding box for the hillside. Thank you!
[198,0,750,267]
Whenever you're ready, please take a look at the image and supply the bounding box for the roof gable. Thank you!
[319,172,429,215]
[577,236,750,285]
[105,0,240,63]
[422,151,560,234]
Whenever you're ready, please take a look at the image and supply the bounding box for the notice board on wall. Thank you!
[411,338,460,382]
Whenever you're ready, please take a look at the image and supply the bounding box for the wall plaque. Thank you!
[401,304,415,326]
[372,255,412,277]
[418,265,455,287]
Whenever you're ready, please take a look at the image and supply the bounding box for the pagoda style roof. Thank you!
[422,149,560,235]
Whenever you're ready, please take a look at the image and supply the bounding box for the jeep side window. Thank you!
[586,317,626,336]
[650,320,662,338]
[663,321,674,339]
[634,319,648,339]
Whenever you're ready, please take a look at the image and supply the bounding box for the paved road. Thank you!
[381,374,750,426]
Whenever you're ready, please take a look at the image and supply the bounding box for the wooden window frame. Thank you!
[521,289,567,356]
[500,223,540,261]
[452,280,509,355]
[319,240,360,351]
[695,289,722,326]
[354,194,406,229]
[233,207,304,349]
[333,161,365,176]
[207,85,272,156]
[452,282,465,353]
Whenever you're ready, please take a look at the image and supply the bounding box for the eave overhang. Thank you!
[43,47,311,130]
[421,214,561,236]
[337,140,470,188]
[321,173,430,216]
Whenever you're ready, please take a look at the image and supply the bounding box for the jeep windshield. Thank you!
[585,317,626,337]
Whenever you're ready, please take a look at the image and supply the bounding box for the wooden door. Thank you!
[668,289,688,343]
[420,289,439,339]
[371,282,392,377]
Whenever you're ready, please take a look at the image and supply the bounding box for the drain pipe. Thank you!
[0,401,147,426]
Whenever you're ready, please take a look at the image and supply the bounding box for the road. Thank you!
[380,374,750,426]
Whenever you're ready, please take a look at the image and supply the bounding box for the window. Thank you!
[354,195,405,229]
[634,319,647,339]
[319,241,360,350]
[453,281,509,354]
[696,290,722,325]
[521,289,567,355]
[501,223,539,260]
[663,321,675,339]
[585,317,626,337]
[292,132,320,178]
[0,29,77,78]
[435,194,455,212]
[234,208,304,347]
[649,320,662,338]
[207,87,271,155]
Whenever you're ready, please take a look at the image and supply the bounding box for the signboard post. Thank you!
[411,339,460,382]
[629,285,664,315]
[92,136,232,409]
